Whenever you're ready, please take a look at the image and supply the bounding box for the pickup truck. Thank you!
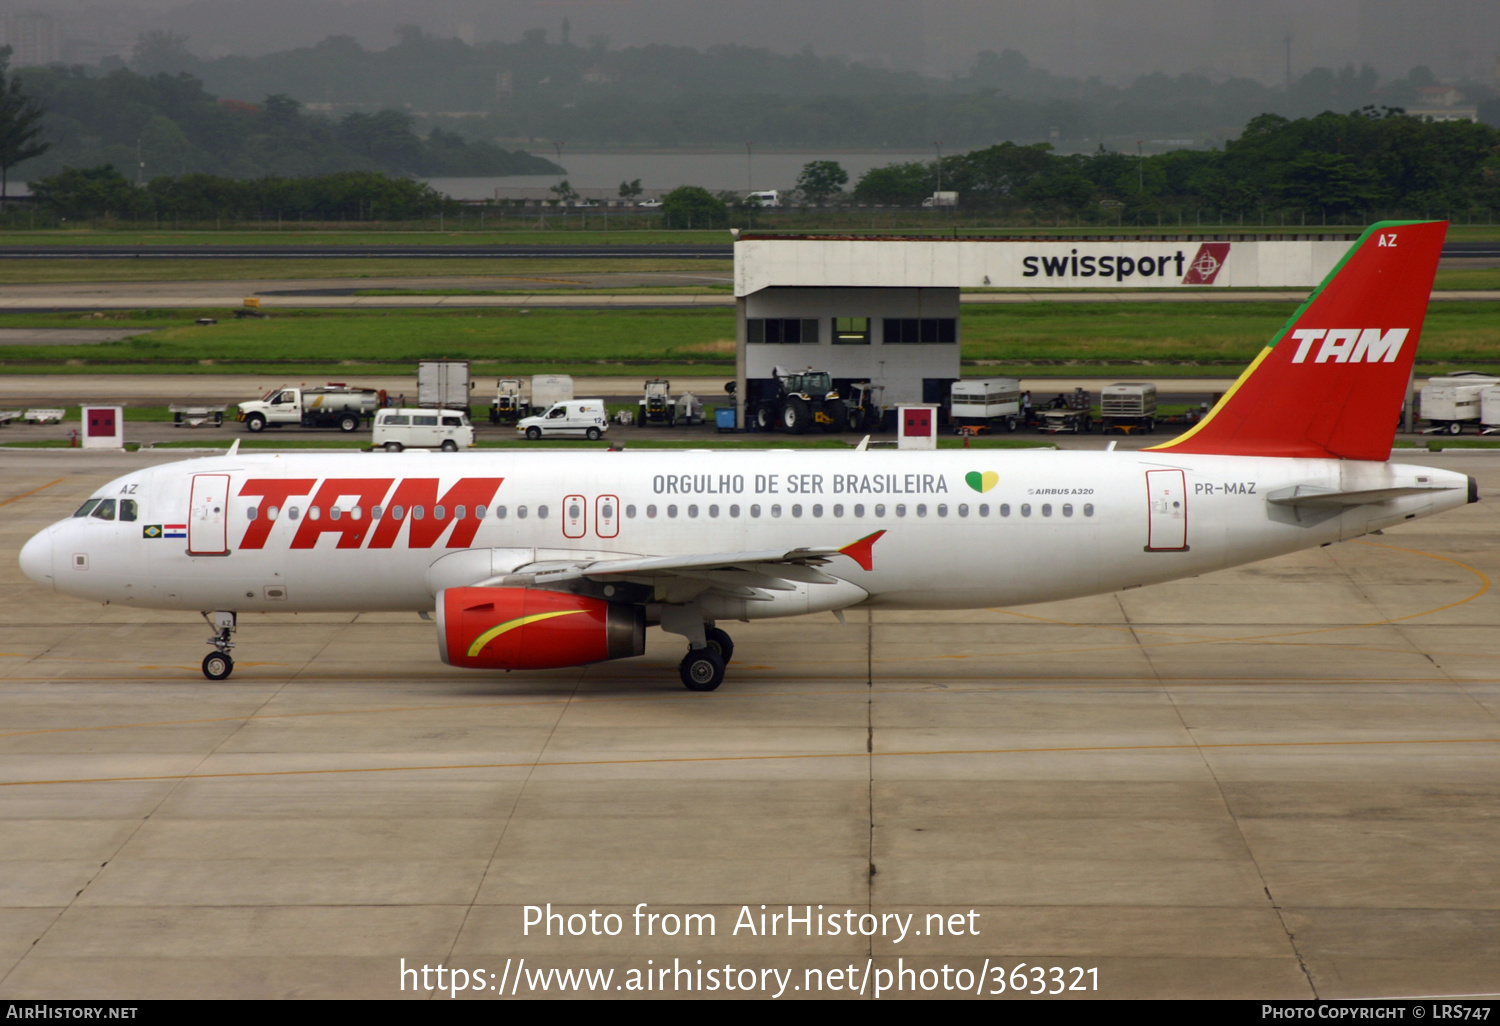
[237,385,382,432]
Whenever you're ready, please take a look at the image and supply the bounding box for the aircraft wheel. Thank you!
[704,625,735,664]
[202,652,234,681]
[679,647,725,692]
[526,426,542,440]
[384,442,403,452]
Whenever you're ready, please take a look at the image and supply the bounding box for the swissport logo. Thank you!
[1181,243,1231,285]
[1019,242,1231,284]
[1288,328,1409,364]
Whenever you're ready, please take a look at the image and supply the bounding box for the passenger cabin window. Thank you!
[413,415,438,427]
[385,415,410,426]
[442,416,462,427]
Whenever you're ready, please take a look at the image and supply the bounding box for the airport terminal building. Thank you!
[730,233,1355,427]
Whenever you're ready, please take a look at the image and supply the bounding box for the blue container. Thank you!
[714,407,737,432]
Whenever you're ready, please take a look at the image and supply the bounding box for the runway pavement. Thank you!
[0,447,1497,999]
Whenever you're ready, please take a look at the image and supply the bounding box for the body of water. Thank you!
[424,150,928,200]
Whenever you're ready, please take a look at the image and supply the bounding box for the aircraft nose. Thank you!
[19,528,54,590]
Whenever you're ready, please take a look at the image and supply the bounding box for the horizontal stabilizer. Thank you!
[1266,483,1461,508]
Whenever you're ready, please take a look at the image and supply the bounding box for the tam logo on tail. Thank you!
[1147,220,1447,462]
[1289,328,1408,364]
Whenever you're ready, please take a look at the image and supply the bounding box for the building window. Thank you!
[747,318,820,345]
[883,318,957,345]
[832,316,870,344]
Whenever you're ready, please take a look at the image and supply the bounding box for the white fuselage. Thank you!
[20,449,1471,616]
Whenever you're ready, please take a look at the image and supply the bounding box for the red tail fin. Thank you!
[1146,220,1446,461]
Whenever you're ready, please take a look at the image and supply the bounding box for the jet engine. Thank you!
[436,587,645,670]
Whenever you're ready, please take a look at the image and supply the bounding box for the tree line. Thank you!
[795,108,1500,221]
[125,29,1500,150]
[4,53,559,182]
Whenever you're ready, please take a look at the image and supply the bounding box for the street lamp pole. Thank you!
[934,141,942,197]
[746,142,752,193]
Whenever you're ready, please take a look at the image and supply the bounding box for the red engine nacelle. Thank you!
[436,587,645,670]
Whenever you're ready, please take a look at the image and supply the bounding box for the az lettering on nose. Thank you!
[1288,328,1409,364]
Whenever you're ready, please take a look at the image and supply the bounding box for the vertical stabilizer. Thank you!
[1147,220,1447,461]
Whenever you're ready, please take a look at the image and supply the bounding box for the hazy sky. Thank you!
[9,0,1500,83]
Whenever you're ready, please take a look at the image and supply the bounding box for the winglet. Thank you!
[838,530,886,571]
[227,439,240,457]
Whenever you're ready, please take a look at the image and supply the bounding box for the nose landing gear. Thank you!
[201,610,237,681]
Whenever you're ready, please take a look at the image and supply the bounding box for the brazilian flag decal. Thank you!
[142,525,163,539]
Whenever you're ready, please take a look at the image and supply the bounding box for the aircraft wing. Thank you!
[491,531,885,598]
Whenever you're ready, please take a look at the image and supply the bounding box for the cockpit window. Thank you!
[119,499,138,522]
[73,499,102,517]
[89,499,117,521]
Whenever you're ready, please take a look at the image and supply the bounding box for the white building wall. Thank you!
[736,237,1350,294]
[744,287,959,406]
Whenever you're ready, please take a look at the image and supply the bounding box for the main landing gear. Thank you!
[201,610,237,681]
[677,625,736,692]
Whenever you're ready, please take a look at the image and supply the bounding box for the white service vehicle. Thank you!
[418,360,472,415]
[237,385,380,433]
[747,190,781,208]
[372,408,475,452]
[950,377,1021,433]
[1099,382,1159,435]
[1479,386,1500,435]
[530,374,575,411]
[517,400,609,440]
[19,222,1471,694]
[1420,372,1500,435]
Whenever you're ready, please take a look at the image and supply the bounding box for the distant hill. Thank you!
[12,64,562,181]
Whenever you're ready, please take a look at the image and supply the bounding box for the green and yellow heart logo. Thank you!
[965,471,999,493]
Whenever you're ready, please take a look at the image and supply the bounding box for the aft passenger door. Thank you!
[1144,469,1189,552]
[188,474,231,555]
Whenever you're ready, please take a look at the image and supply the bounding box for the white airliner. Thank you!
[19,221,1475,691]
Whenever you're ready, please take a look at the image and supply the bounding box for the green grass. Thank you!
[1432,268,1500,290]
[1,301,1498,377]
[0,228,731,246]
[352,284,734,296]
[1424,438,1500,449]
[0,440,143,450]
[0,257,731,284]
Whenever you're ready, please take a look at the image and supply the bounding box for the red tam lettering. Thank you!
[366,478,504,549]
[289,479,395,549]
[237,479,316,549]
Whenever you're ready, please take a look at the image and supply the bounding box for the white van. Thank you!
[517,400,609,440]
[372,408,475,452]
